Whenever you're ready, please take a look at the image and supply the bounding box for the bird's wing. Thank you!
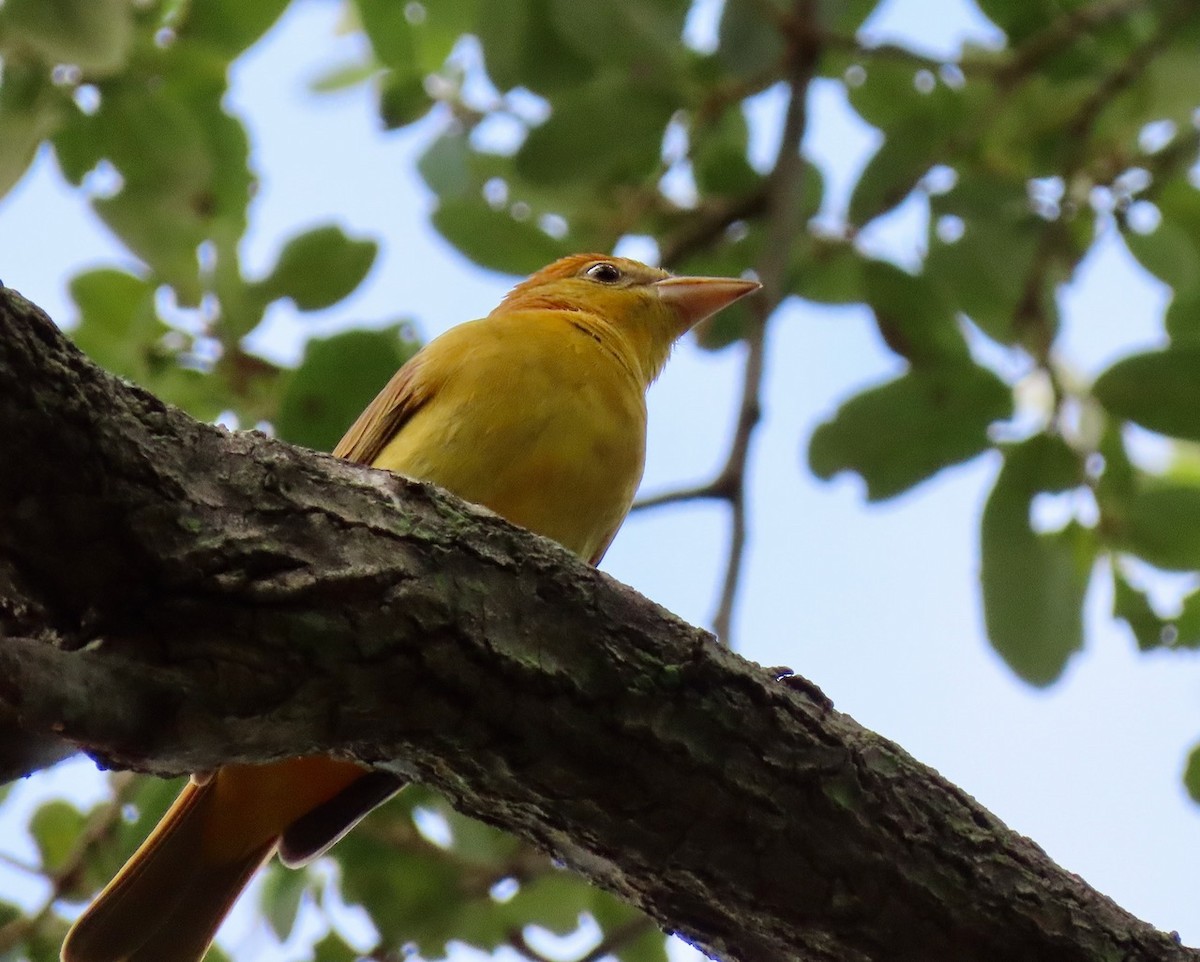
[333,355,432,466]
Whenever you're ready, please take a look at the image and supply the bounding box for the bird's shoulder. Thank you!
[332,308,635,465]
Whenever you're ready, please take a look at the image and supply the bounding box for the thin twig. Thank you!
[633,479,728,511]
[0,850,43,876]
[710,322,764,644]
[711,1,822,644]
[636,2,821,645]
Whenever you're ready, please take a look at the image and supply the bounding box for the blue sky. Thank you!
[1,0,1197,955]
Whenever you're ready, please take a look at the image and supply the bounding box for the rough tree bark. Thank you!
[0,285,1192,962]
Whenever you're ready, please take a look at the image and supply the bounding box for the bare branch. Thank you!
[0,288,1195,962]
[714,3,822,643]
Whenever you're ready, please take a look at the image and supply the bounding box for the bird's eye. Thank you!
[585,262,622,284]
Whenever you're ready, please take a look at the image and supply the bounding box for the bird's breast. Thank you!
[373,323,647,561]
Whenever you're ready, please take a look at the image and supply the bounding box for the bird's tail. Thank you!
[60,776,274,962]
[61,759,405,962]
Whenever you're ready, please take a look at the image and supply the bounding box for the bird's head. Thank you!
[495,253,761,383]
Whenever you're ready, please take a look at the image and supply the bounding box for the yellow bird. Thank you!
[61,253,759,962]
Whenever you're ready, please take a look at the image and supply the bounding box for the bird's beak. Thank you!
[654,274,762,332]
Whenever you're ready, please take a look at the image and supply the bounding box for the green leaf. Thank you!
[1123,183,1200,340]
[183,0,291,56]
[862,259,969,366]
[259,863,310,941]
[589,896,665,962]
[11,917,70,962]
[69,268,168,371]
[335,828,469,953]
[515,74,676,187]
[69,268,159,366]
[476,0,530,91]
[692,107,761,197]
[419,129,620,271]
[50,774,180,901]
[51,107,103,186]
[308,59,378,94]
[815,0,877,33]
[1113,566,1200,651]
[440,806,521,866]
[717,0,786,78]
[1141,43,1200,129]
[976,74,1096,175]
[790,238,866,305]
[355,0,419,66]
[0,901,22,930]
[312,932,360,962]
[1115,482,1200,571]
[848,79,969,226]
[846,59,937,130]
[1088,43,1200,157]
[358,0,478,70]
[87,776,188,894]
[0,0,134,73]
[0,62,62,200]
[1094,423,1135,504]
[379,71,432,129]
[417,132,473,199]
[71,57,253,303]
[477,0,595,94]
[256,225,378,312]
[926,175,1045,344]
[1113,567,1168,651]
[549,0,689,72]
[30,800,86,873]
[980,434,1094,686]
[1165,285,1200,345]
[432,198,573,275]
[502,873,588,936]
[1092,346,1200,442]
[975,0,1064,45]
[1124,218,1200,295]
[94,186,208,303]
[275,325,419,452]
[808,362,1013,501]
[1185,743,1200,803]
[69,268,228,420]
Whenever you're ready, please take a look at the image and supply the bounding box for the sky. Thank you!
[1,0,1197,956]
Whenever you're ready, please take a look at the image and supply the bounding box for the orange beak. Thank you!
[654,274,762,332]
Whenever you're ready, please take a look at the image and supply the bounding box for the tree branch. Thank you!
[648,4,823,644]
[0,286,1193,962]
